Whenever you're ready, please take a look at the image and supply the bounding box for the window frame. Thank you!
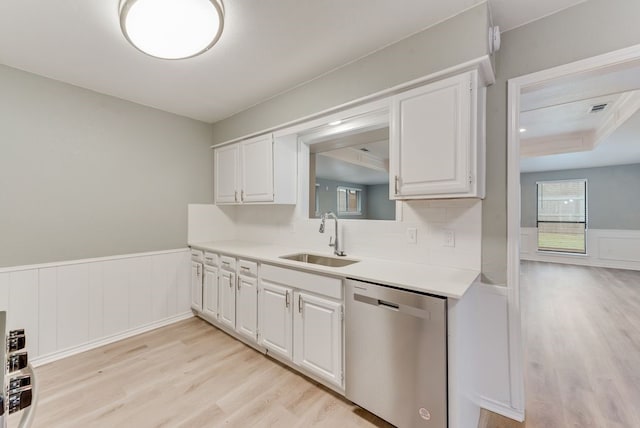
[336,186,363,216]
[536,178,588,254]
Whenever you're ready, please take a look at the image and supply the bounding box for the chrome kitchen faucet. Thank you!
[319,212,346,256]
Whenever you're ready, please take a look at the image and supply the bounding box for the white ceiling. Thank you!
[520,94,622,140]
[520,108,640,172]
[520,60,640,173]
[0,0,586,123]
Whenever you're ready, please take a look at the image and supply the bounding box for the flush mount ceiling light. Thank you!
[119,0,224,60]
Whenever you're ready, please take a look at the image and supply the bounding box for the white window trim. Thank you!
[336,186,362,216]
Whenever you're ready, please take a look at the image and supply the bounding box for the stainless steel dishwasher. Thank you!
[345,279,447,428]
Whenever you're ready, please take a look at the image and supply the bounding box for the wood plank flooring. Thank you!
[482,261,640,428]
[23,317,391,428]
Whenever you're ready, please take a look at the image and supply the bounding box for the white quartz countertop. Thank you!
[190,240,479,299]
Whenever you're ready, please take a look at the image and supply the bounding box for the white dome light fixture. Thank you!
[119,0,224,60]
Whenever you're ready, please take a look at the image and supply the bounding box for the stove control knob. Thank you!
[7,352,28,373]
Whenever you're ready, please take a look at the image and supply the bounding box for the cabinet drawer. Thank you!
[190,249,204,262]
[220,255,236,271]
[238,259,258,277]
[203,252,219,266]
[261,264,342,300]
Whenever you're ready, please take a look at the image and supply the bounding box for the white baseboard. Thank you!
[520,228,640,271]
[31,312,193,367]
[477,395,525,422]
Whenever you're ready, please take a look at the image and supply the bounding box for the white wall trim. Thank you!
[508,42,640,421]
[520,227,640,270]
[0,248,189,274]
[31,312,193,367]
[477,395,525,422]
[1,249,192,366]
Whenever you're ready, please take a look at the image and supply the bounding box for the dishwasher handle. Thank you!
[353,292,431,320]
[354,293,399,310]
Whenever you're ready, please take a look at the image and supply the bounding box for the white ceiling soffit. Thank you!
[520,108,640,172]
[0,0,593,123]
[521,58,640,112]
[519,57,640,172]
[520,91,640,158]
[315,154,389,185]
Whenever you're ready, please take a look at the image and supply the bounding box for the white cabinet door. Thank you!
[236,274,258,341]
[293,291,343,387]
[241,135,274,202]
[391,71,473,198]
[259,280,293,360]
[190,261,203,311]
[214,143,240,204]
[203,266,219,320]
[219,270,236,329]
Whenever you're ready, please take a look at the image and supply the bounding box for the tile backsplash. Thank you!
[189,199,482,271]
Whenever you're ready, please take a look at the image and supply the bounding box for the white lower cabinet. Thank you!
[202,265,219,320]
[293,291,343,388]
[219,270,236,329]
[190,261,203,311]
[236,274,258,341]
[258,280,293,360]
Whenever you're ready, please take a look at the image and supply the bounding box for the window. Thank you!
[537,179,587,253]
[337,186,362,215]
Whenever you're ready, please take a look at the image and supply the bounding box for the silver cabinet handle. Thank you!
[234,191,238,202]
[240,266,250,272]
[394,175,399,195]
[241,190,245,201]
[298,295,303,313]
[229,274,233,288]
[285,290,290,308]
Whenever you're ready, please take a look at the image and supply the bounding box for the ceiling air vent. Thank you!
[589,103,608,113]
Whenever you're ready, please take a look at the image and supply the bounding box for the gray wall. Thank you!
[484,0,640,282]
[366,184,396,220]
[0,65,214,268]
[520,164,640,230]
[211,3,490,144]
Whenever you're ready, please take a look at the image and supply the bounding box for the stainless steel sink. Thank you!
[279,253,359,268]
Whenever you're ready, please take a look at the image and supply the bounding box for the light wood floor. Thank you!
[482,261,640,428]
[23,317,392,428]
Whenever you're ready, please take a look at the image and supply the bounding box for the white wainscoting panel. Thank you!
[521,228,640,271]
[472,284,515,418]
[0,249,192,366]
[448,281,518,425]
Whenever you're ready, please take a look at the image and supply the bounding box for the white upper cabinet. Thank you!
[390,70,485,199]
[240,135,274,202]
[214,144,240,204]
[214,133,297,205]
